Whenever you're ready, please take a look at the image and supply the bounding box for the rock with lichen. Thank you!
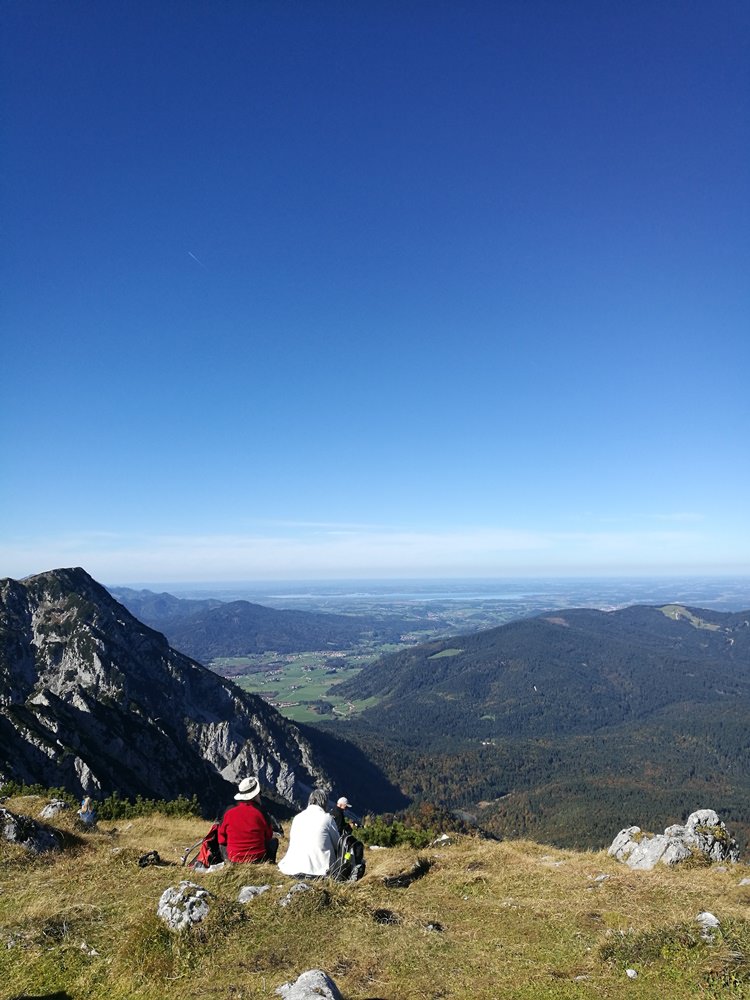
[608,809,740,871]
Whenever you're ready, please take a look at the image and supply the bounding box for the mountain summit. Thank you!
[0,567,330,810]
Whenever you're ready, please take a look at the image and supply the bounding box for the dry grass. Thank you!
[1,796,749,999]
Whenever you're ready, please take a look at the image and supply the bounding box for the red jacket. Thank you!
[217,801,274,862]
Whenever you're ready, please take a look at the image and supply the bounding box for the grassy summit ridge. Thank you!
[1,795,749,999]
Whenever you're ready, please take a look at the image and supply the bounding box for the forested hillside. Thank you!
[111,587,419,661]
[327,605,750,849]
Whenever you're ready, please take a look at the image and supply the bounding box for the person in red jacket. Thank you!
[217,776,278,863]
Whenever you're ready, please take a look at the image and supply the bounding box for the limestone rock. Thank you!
[157,880,212,931]
[238,884,271,904]
[608,810,740,870]
[0,568,331,812]
[39,799,70,820]
[695,911,721,941]
[0,806,61,854]
[607,826,641,862]
[275,969,343,1000]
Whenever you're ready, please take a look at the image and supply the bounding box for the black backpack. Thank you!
[329,832,366,882]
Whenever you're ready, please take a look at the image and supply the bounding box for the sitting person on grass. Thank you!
[277,788,340,878]
[217,776,278,863]
[77,795,97,828]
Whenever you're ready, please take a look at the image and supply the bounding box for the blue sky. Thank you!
[2,1,748,583]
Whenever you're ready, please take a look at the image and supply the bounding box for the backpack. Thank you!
[329,832,366,882]
[181,823,223,869]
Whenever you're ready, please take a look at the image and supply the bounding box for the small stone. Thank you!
[739,877,750,886]
[695,911,721,941]
[279,882,313,908]
[275,969,343,999]
[238,884,271,904]
[625,968,638,979]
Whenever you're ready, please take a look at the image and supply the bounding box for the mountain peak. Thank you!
[0,568,333,811]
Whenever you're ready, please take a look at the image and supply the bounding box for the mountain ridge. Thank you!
[0,567,336,811]
[329,603,750,848]
[110,584,419,661]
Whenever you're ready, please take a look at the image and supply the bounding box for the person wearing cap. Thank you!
[277,788,340,878]
[217,776,278,863]
[330,796,354,836]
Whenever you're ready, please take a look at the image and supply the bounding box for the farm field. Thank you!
[211,648,391,723]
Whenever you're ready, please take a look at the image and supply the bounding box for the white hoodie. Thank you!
[278,803,340,877]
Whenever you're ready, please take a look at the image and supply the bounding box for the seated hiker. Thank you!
[330,795,355,835]
[217,776,278,863]
[77,795,97,827]
[278,788,340,878]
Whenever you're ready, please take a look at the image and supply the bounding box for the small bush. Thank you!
[97,791,201,820]
[359,818,433,848]
[0,781,201,820]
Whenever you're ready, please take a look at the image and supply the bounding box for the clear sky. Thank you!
[2,1,748,583]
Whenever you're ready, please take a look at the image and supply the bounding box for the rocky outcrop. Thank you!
[608,809,740,870]
[0,568,332,811]
[0,806,61,854]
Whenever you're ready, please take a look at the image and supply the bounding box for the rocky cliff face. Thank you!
[0,568,330,811]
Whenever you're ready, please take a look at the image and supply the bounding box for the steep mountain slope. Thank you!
[0,568,336,811]
[110,586,415,661]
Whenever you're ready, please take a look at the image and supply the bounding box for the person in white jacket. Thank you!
[278,788,340,877]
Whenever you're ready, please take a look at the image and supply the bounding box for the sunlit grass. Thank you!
[1,796,749,998]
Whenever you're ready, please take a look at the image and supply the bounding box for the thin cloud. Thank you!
[1,520,737,583]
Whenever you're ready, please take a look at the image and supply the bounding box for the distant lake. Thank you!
[129,576,750,613]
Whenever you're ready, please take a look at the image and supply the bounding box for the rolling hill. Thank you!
[329,605,750,848]
[110,586,418,661]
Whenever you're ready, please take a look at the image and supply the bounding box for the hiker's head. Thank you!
[308,788,328,809]
[234,776,261,801]
[337,797,351,810]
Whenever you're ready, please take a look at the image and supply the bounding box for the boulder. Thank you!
[0,806,61,854]
[276,969,343,1000]
[157,881,212,931]
[608,810,739,871]
[39,799,70,820]
[607,826,641,862]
